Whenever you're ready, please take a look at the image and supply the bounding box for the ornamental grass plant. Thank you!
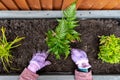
[0,27,24,72]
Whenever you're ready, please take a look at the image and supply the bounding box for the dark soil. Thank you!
[0,19,120,75]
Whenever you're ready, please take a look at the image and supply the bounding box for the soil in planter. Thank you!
[0,19,120,75]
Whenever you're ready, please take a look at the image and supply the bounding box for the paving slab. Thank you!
[0,75,120,80]
[0,10,120,19]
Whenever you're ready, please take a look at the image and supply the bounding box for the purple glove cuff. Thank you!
[76,59,91,69]
[28,63,40,73]
[30,61,41,69]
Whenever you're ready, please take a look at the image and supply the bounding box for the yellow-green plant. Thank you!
[0,27,24,72]
[98,34,120,64]
[46,2,80,59]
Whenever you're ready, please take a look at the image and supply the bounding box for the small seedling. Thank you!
[98,34,120,64]
[0,27,24,72]
[46,2,80,59]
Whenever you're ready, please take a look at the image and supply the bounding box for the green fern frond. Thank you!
[63,2,76,20]
[46,2,80,59]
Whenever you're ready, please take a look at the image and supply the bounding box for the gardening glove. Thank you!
[28,51,51,73]
[71,49,91,72]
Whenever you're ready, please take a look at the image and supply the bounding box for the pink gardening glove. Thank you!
[28,51,51,73]
[71,49,91,69]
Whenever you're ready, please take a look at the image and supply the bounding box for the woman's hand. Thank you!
[71,49,91,69]
[28,51,51,73]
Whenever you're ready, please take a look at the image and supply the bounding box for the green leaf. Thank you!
[63,2,76,20]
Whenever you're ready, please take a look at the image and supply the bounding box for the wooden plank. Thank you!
[112,0,120,9]
[62,0,75,10]
[102,0,119,10]
[41,0,53,10]
[1,0,19,10]
[26,0,41,10]
[53,0,63,10]
[76,0,83,9]
[91,0,110,10]
[14,0,29,10]
[78,0,95,10]
[0,2,8,10]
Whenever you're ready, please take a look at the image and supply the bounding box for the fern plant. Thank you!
[98,34,120,64]
[0,27,24,72]
[46,2,80,59]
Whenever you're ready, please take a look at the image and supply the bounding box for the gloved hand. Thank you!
[28,51,51,73]
[71,49,91,71]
